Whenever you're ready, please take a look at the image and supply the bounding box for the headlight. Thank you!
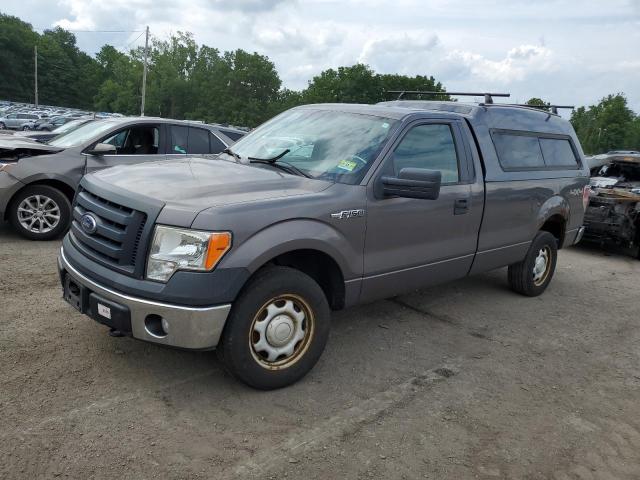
[146,226,232,282]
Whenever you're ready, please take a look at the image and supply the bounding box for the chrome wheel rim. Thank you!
[250,294,315,370]
[17,195,60,234]
[532,246,551,286]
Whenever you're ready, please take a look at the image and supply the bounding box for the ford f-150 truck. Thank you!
[57,97,590,389]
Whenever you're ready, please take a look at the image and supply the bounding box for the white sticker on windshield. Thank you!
[382,122,389,129]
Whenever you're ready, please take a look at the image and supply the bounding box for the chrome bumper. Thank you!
[59,248,231,350]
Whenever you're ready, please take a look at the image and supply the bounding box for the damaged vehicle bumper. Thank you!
[583,154,640,256]
[0,171,23,218]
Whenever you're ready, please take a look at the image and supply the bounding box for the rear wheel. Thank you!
[218,266,331,389]
[0,122,5,129]
[9,185,71,240]
[508,231,558,296]
[22,125,30,131]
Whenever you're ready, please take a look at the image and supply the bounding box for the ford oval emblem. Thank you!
[80,213,98,234]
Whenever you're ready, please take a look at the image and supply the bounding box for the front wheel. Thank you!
[22,125,30,131]
[508,231,558,296]
[217,266,331,389]
[9,185,72,240]
[0,122,5,129]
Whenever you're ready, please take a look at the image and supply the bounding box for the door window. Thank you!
[209,132,226,154]
[220,129,244,142]
[100,126,159,155]
[187,127,210,154]
[392,124,460,183]
[170,126,188,154]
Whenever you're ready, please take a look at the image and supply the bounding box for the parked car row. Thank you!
[0,100,121,132]
[8,117,95,143]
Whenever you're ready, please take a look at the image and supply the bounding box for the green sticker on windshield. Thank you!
[337,159,358,171]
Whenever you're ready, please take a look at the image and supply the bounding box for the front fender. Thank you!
[219,218,363,280]
[17,172,78,191]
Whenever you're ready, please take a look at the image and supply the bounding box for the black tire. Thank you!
[217,266,331,390]
[508,231,558,297]
[22,125,30,131]
[9,185,72,241]
[0,122,5,129]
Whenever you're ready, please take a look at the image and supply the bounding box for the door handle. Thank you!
[454,198,469,215]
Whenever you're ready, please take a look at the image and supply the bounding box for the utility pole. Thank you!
[140,26,149,116]
[34,45,38,107]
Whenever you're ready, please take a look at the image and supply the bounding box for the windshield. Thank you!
[231,109,399,184]
[49,120,118,148]
[51,119,89,136]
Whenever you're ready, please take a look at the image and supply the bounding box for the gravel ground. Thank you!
[1,222,639,479]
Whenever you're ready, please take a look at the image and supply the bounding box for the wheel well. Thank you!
[264,249,346,310]
[5,180,75,221]
[540,215,566,248]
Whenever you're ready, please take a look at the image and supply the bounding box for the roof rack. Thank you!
[508,104,575,115]
[387,90,510,104]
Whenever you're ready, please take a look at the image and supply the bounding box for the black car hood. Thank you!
[90,157,331,225]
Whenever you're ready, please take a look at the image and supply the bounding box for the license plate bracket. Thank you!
[88,293,132,334]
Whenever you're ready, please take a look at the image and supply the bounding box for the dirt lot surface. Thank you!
[1,222,639,480]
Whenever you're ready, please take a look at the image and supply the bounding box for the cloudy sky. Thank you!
[3,0,640,113]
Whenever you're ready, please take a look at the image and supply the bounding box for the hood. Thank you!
[90,156,332,219]
[0,136,63,161]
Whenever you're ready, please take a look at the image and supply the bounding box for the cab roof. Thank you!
[296,100,577,137]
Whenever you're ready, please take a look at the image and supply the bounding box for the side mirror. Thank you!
[379,168,441,200]
[87,143,116,156]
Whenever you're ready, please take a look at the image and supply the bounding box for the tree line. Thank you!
[1,12,638,153]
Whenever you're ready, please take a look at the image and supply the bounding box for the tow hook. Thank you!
[109,328,125,337]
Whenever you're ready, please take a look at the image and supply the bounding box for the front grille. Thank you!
[70,186,148,275]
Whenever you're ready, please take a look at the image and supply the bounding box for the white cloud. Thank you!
[446,44,554,83]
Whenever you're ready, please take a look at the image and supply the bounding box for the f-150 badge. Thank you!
[331,209,365,219]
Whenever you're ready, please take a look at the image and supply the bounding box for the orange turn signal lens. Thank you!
[204,232,232,270]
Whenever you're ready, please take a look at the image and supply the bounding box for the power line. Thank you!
[120,30,145,51]
[60,29,144,33]
[33,25,144,33]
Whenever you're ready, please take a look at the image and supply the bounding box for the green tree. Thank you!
[0,14,38,103]
[570,94,637,154]
[303,64,380,104]
[525,97,550,110]
[94,45,142,114]
[303,64,449,104]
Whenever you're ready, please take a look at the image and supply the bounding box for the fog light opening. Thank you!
[145,314,168,338]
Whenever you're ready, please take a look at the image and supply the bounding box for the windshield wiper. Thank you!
[249,157,312,178]
[221,147,241,160]
[248,149,290,163]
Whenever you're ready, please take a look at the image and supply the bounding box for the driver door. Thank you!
[85,124,165,174]
[359,119,483,303]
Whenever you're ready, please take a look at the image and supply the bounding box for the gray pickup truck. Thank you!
[58,98,590,389]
